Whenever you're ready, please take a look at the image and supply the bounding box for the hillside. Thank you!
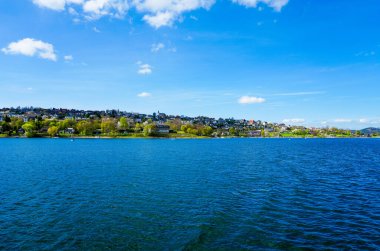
[361,128,380,135]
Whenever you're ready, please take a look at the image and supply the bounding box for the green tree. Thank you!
[201,126,213,136]
[167,118,182,131]
[101,119,117,134]
[118,117,129,130]
[229,127,236,136]
[10,117,24,133]
[0,122,11,135]
[58,119,76,130]
[189,128,199,135]
[134,123,143,132]
[76,121,95,135]
[22,122,36,137]
[143,124,156,136]
[47,126,58,137]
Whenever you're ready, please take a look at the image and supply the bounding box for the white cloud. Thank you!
[283,118,305,124]
[93,27,101,32]
[64,55,73,61]
[137,92,151,97]
[151,42,165,52]
[83,0,129,19]
[232,0,289,11]
[32,0,67,11]
[32,0,290,27]
[2,38,57,61]
[142,11,176,28]
[137,63,152,75]
[136,0,215,28]
[359,118,380,124]
[334,118,352,123]
[238,96,266,104]
[33,0,128,19]
[68,6,79,15]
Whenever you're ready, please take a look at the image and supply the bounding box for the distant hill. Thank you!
[361,127,380,134]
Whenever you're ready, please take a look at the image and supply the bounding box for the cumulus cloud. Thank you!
[283,118,305,124]
[137,92,151,97]
[33,0,128,19]
[31,0,290,27]
[143,11,176,28]
[151,42,165,52]
[238,96,266,104]
[83,0,129,19]
[136,0,215,28]
[33,0,69,11]
[232,0,289,11]
[137,63,152,75]
[2,38,57,61]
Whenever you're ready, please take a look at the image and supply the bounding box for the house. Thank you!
[154,125,170,134]
[280,126,289,132]
[264,127,274,133]
[65,128,75,134]
[248,130,262,137]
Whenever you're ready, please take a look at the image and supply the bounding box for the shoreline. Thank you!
[1,135,379,139]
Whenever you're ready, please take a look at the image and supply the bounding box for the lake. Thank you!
[0,138,379,250]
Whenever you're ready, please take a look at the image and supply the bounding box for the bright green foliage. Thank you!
[201,126,213,136]
[143,124,157,136]
[47,126,58,137]
[119,117,129,130]
[101,119,117,134]
[134,123,143,132]
[58,119,76,130]
[22,122,36,137]
[76,121,96,135]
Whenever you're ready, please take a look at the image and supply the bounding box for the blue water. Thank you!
[0,138,379,250]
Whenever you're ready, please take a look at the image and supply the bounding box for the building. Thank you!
[155,125,170,134]
[65,128,75,134]
[248,130,262,137]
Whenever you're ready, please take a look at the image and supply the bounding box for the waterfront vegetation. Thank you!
[0,107,379,138]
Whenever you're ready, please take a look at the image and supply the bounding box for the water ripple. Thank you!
[0,138,379,250]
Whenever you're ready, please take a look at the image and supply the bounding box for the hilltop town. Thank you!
[0,107,377,138]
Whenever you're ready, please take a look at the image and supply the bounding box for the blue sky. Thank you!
[1,0,379,129]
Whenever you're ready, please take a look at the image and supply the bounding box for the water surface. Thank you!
[1,138,379,250]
